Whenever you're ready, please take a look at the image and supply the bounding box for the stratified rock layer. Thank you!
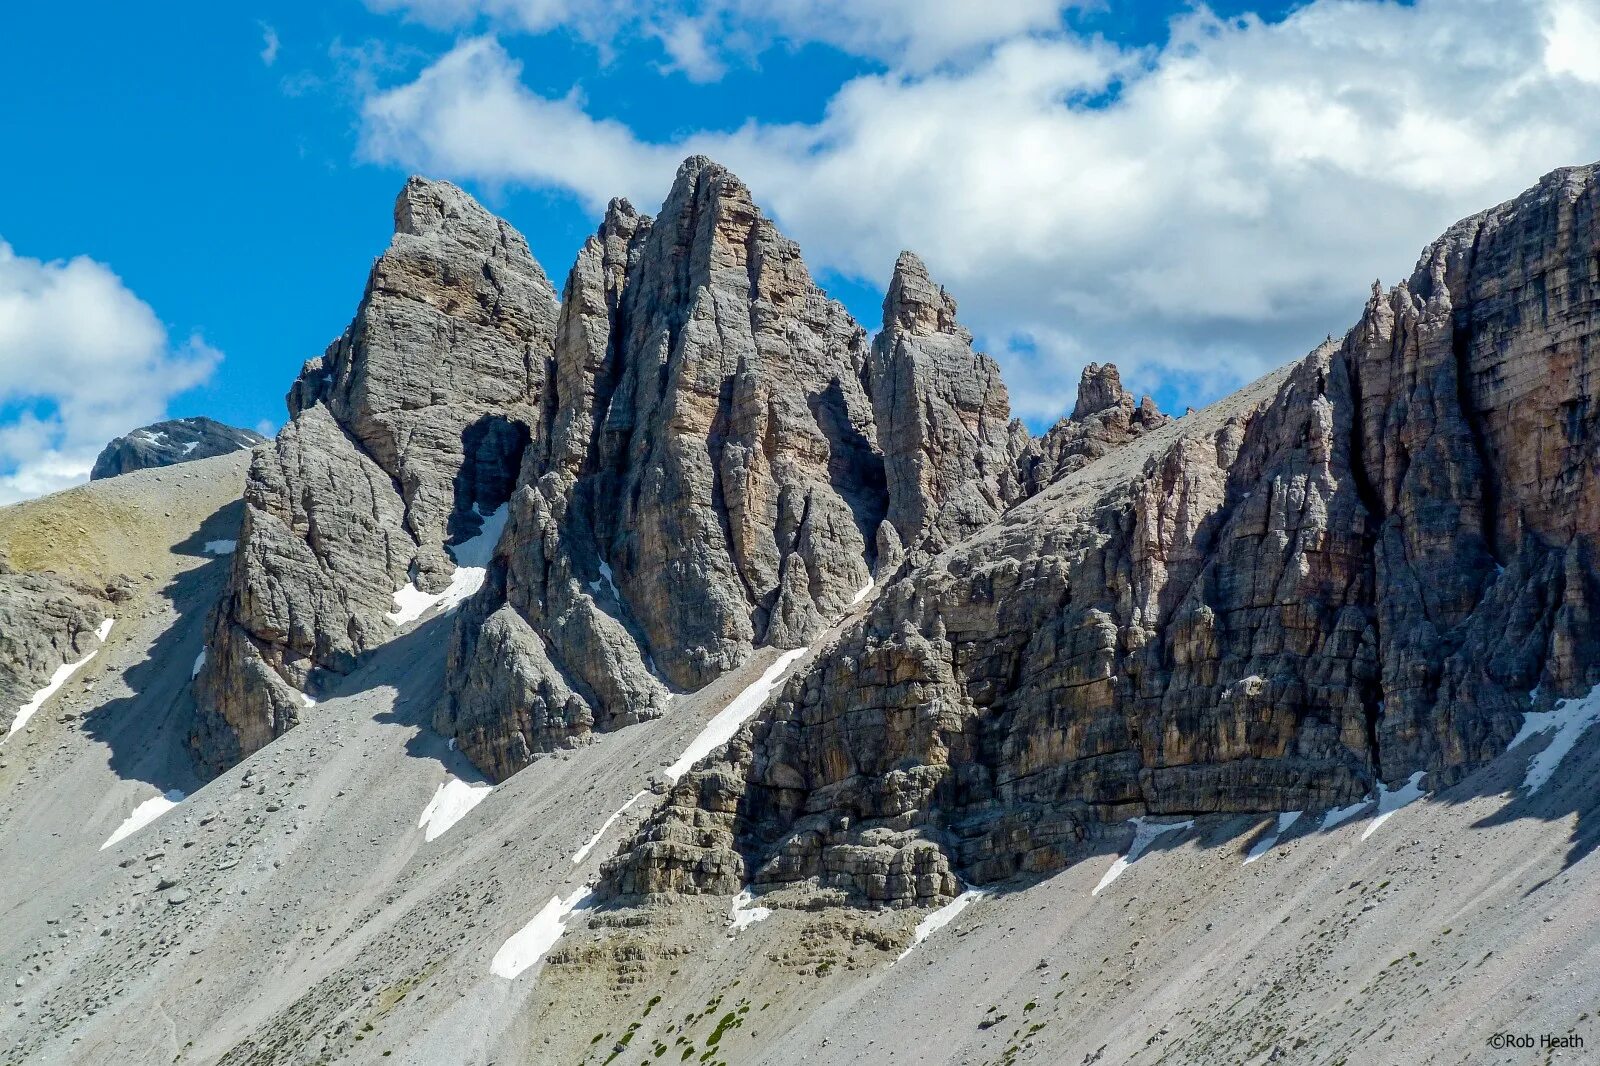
[605,162,1600,905]
[90,418,266,481]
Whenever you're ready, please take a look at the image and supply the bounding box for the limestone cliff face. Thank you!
[194,159,1034,781]
[867,252,1029,562]
[604,162,1600,904]
[443,161,1021,781]
[191,177,558,774]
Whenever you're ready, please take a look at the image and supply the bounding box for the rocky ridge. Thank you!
[602,161,1600,907]
[191,176,560,774]
[189,156,1600,918]
[89,417,265,481]
[195,157,1050,782]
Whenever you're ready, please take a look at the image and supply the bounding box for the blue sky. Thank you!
[1,0,1597,501]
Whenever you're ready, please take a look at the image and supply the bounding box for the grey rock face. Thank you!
[604,161,1600,906]
[0,560,107,735]
[868,252,1028,560]
[192,177,559,774]
[443,160,897,779]
[89,418,266,481]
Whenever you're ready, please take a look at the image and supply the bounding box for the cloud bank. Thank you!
[362,0,1600,421]
[0,242,219,503]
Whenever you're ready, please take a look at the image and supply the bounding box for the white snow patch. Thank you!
[5,619,113,743]
[386,505,507,625]
[849,577,874,606]
[1361,771,1428,839]
[491,885,596,980]
[895,886,989,961]
[451,503,508,569]
[1092,817,1194,896]
[588,560,621,602]
[299,691,317,708]
[191,649,207,678]
[1510,687,1600,793]
[386,566,487,626]
[100,789,185,849]
[1320,798,1371,830]
[387,583,439,626]
[417,778,494,842]
[665,648,809,783]
[1242,811,1302,865]
[203,539,236,555]
[181,441,199,455]
[728,888,774,934]
[572,790,649,865]
[384,505,502,624]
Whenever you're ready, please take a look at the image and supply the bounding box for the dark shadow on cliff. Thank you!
[321,607,494,786]
[1424,718,1600,885]
[80,497,245,797]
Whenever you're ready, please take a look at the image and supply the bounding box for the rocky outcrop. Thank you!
[193,159,1060,781]
[604,162,1600,907]
[0,555,108,735]
[868,252,1029,561]
[90,418,266,481]
[442,160,894,779]
[191,177,559,774]
[1021,363,1170,492]
[437,162,1109,782]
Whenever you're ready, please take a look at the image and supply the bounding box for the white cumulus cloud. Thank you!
[0,242,220,504]
[359,0,1600,420]
[363,0,1072,73]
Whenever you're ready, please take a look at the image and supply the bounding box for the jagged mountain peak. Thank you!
[882,249,967,341]
[1071,361,1128,419]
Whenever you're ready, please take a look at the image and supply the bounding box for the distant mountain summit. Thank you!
[90,417,265,480]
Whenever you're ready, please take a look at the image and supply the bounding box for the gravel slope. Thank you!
[2,449,1598,1066]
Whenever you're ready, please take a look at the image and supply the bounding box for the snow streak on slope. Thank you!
[895,886,989,962]
[492,648,815,980]
[417,778,494,842]
[1511,686,1600,793]
[1243,811,1302,865]
[101,789,186,849]
[588,560,621,603]
[572,790,649,865]
[728,889,773,935]
[5,619,113,744]
[849,578,874,606]
[387,504,508,625]
[1321,798,1371,830]
[1361,772,1428,839]
[665,648,809,783]
[1093,818,1194,896]
[490,886,597,980]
